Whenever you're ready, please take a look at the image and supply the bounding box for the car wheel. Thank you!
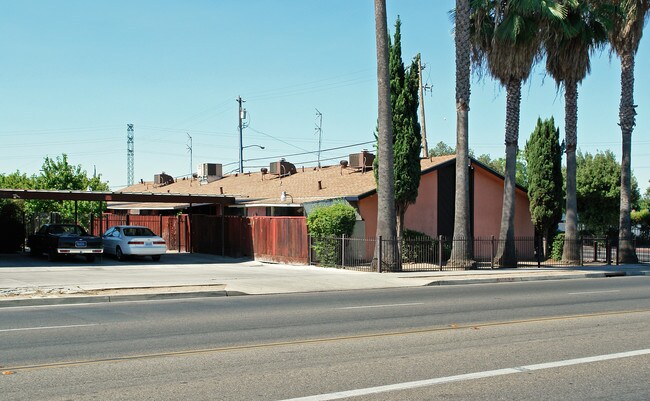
[151,255,161,262]
[116,247,125,262]
[47,250,58,262]
[85,255,96,263]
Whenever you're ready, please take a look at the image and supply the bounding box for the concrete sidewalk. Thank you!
[1,253,649,307]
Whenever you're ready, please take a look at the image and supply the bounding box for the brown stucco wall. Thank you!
[354,162,534,243]
[472,164,534,238]
[404,170,438,237]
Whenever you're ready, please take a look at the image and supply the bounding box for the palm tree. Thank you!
[609,0,649,264]
[544,0,610,264]
[373,0,398,270]
[470,0,566,267]
[449,0,476,268]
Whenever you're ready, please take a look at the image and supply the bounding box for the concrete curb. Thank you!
[0,290,233,308]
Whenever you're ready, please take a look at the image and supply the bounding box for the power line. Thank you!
[243,140,374,163]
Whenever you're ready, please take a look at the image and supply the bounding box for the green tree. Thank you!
[524,117,563,258]
[428,141,456,157]
[470,0,566,267]
[631,208,650,239]
[388,18,422,241]
[373,0,398,270]
[29,154,110,224]
[576,150,640,236]
[475,152,529,188]
[609,0,650,263]
[544,0,610,263]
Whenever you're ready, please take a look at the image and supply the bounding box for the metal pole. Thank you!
[378,236,383,273]
[341,234,346,267]
[491,235,495,269]
[237,96,244,173]
[438,235,443,269]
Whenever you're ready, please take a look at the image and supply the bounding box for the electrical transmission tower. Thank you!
[127,124,134,186]
[315,109,323,168]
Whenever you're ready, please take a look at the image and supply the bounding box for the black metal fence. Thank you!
[309,235,650,272]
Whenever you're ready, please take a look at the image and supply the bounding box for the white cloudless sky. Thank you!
[1,0,649,193]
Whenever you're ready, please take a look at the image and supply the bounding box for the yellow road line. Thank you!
[6,308,650,372]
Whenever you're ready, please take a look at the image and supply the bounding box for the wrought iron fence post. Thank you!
[536,235,541,268]
[606,237,611,265]
[491,236,495,269]
[579,236,584,266]
[438,235,443,269]
[378,236,382,273]
[341,234,346,268]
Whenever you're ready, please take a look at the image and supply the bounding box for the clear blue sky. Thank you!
[1,1,649,194]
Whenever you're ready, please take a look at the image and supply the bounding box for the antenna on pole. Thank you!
[186,133,193,177]
[127,124,134,186]
[315,109,323,168]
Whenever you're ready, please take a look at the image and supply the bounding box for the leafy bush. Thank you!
[551,232,564,261]
[401,229,434,263]
[307,203,356,267]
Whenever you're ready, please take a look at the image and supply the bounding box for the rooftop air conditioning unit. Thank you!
[349,150,375,169]
[197,163,222,184]
[154,172,174,186]
[269,159,297,176]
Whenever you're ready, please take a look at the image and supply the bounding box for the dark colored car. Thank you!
[27,224,103,262]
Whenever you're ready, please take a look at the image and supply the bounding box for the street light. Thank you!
[241,144,265,172]
[280,191,294,203]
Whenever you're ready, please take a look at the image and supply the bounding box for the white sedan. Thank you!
[102,225,167,261]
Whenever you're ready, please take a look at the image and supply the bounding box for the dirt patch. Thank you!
[0,285,227,299]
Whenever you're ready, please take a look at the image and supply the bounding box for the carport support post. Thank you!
[74,201,78,224]
[177,214,181,252]
[99,202,103,235]
[159,214,163,237]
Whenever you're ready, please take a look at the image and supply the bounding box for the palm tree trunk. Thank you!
[449,0,475,269]
[494,78,520,268]
[562,79,580,263]
[618,52,638,263]
[373,0,398,271]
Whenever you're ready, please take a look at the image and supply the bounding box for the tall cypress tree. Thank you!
[375,17,421,241]
[524,117,563,258]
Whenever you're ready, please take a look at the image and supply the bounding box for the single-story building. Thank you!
[110,153,534,241]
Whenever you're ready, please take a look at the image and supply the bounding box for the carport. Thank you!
[0,189,235,253]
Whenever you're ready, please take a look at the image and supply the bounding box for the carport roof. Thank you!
[0,189,235,205]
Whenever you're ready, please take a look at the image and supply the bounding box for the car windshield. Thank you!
[123,227,156,237]
[52,225,87,235]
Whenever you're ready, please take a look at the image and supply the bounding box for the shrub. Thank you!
[551,232,564,261]
[307,203,356,267]
[401,229,434,263]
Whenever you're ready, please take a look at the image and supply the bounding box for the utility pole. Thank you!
[236,96,246,173]
[186,133,193,177]
[315,109,323,168]
[127,124,134,186]
[417,54,429,159]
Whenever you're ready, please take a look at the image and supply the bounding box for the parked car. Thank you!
[102,225,167,261]
[28,224,103,262]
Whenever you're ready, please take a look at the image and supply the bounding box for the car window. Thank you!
[103,228,114,236]
[123,227,156,237]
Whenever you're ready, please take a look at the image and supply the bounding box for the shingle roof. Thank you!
[111,155,456,209]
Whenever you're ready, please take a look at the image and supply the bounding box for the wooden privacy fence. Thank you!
[92,214,190,252]
[250,216,309,264]
[94,214,309,263]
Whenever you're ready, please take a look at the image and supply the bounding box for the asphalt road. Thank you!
[2,277,650,400]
